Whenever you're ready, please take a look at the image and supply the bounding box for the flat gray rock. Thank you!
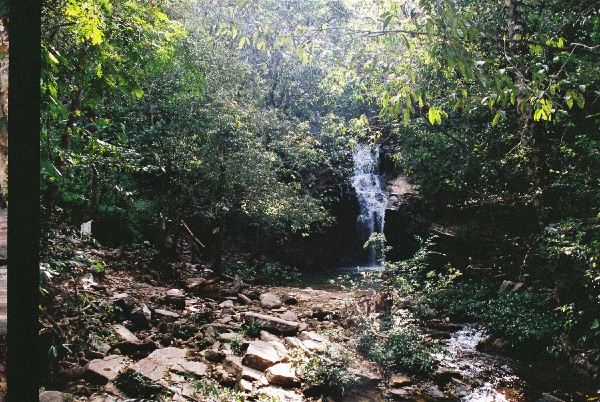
[113,324,140,343]
[85,355,129,384]
[242,340,282,371]
[265,363,297,388]
[243,312,299,335]
[259,293,282,309]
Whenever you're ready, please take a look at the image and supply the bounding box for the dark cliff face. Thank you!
[276,188,422,269]
[276,191,373,269]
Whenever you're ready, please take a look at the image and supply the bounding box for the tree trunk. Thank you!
[0,18,8,206]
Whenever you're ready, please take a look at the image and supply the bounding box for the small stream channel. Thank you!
[298,267,599,402]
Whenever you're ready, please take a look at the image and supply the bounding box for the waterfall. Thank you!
[351,144,388,265]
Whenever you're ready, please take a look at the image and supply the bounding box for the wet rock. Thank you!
[539,394,566,402]
[423,384,445,399]
[242,340,282,371]
[347,367,381,387]
[84,355,129,385]
[476,336,506,353]
[260,293,283,309]
[243,312,299,335]
[265,363,297,388]
[164,289,186,310]
[388,386,419,400]
[432,366,462,383]
[389,373,411,388]
[130,304,152,329]
[427,331,452,340]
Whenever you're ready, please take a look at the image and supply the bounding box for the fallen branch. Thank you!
[181,219,205,248]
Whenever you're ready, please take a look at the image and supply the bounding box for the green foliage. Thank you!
[484,291,561,351]
[241,321,262,339]
[300,348,359,397]
[432,280,562,352]
[356,316,439,376]
[222,261,300,286]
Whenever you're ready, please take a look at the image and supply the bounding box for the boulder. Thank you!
[283,337,311,355]
[237,293,253,305]
[170,360,208,378]
[130,304,152,329]
[260,330,280,342]
[241,365,264,382]
[280,311,298,322]
[260,293,282,309]
[258,386,304,402]
[113,324,140,343]
[85,355,129,385]
[39,391,68,402]
[164,289,186,310]
[298,331,326,343]
[265,363,297,388]
[154,309,180,319]
[219,332,243,342]
[222,355,243,380]
[347,367,382,386]
[243,312,299,335]
[242,340,282,371]
[237,379,254,392]
[281,293,298,305]
[110,293,135,315]
[389,373,411,388]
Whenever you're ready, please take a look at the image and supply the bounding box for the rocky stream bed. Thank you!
[34,253,599,402]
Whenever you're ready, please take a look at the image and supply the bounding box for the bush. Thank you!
[355,315,440,376]
[222,261,300,285]
[300,348,359,398]
[484,291,561,351]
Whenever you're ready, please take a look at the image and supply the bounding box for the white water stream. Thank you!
[441,325,520,402]
[351,144,388,265]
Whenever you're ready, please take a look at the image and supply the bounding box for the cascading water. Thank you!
[351,144,388,265]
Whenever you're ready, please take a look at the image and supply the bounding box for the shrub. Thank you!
[484,291,561,351]
[222,261,300,285]
[300,348,360,398]
[355,314,440,376]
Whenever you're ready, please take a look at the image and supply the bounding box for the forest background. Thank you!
[1,0,599,375]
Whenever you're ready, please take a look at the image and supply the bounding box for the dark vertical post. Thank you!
[7,0,41,400]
